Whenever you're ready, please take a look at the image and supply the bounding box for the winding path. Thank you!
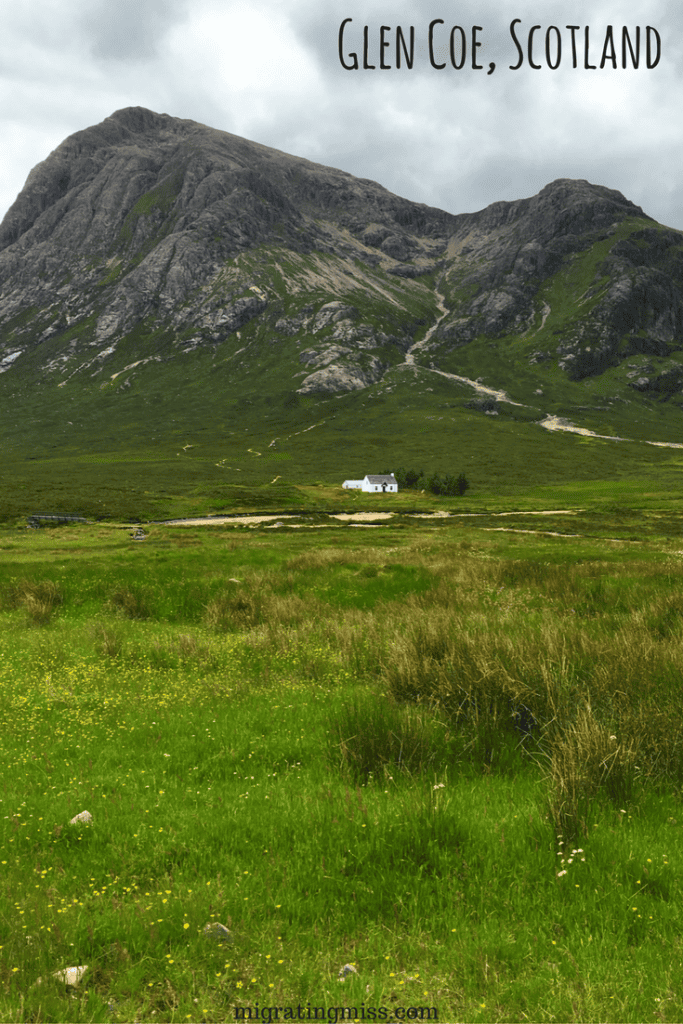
[398,287,683,447]
[400,286,526,407]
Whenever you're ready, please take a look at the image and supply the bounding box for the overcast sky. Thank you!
[1,0,682,228]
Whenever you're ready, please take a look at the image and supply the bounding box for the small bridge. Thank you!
[27,514,88,528]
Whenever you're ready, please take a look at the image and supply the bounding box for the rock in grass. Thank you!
[36,965,88,987]
[203,922,233,943]
[69,810,93,825]
[57,965,89,987]
[338,963,358,980]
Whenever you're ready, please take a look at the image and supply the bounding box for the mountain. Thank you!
[0,106,453,393]
[1,106,683,520]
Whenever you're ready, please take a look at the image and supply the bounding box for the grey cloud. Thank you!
[78,0,190,61]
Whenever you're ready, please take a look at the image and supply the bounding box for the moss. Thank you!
[115,164,186,250]
[98,261,123,287]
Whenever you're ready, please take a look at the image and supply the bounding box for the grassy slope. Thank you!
[1,358,681,521]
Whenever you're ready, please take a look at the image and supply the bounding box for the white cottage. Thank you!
[342,474,398,493]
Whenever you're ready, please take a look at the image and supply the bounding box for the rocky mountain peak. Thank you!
[451,177,650,244]
[0,107,680,414]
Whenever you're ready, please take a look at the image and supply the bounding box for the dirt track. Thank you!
[155,509,584,527]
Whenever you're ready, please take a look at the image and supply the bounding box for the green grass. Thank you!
[1,371,682,524]
[1,516,683,1021]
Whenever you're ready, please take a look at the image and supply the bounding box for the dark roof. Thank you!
[365,474,397,484]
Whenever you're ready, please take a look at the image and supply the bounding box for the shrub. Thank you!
[544,703,641,839]
[108,587,150,620]
[392,467,424,489]
[3,579,63,626]
[204,591,262,631]
[329,689,452,782]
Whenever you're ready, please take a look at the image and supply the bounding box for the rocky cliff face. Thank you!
[1,106,683,406]
[0,107,455,392]
[431,180,668,370]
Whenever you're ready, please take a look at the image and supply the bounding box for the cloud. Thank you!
[78,0,190,62]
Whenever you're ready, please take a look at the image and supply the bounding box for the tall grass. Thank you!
[0,578,63,626]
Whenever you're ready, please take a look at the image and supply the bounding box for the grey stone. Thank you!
[203,921,233,943]
[297,357,386,394]
[338,964,358,980]
[69,810,93,825]
[35,965,88,988]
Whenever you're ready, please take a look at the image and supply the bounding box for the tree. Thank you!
[390,467,469,495]
[391,467,424,490]
[426,472,470,496]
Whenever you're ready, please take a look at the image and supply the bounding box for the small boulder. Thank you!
[69,810,93,825]
[338,963,358,980]
[36,965,88,988]
[203,922,233,943]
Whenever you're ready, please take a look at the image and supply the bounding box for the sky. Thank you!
[1,0,682,228]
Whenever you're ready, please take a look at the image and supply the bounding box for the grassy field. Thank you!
[3,297,683,528]
[1,512,683,1022]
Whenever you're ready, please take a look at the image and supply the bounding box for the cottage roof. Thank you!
[365,474,397,484]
